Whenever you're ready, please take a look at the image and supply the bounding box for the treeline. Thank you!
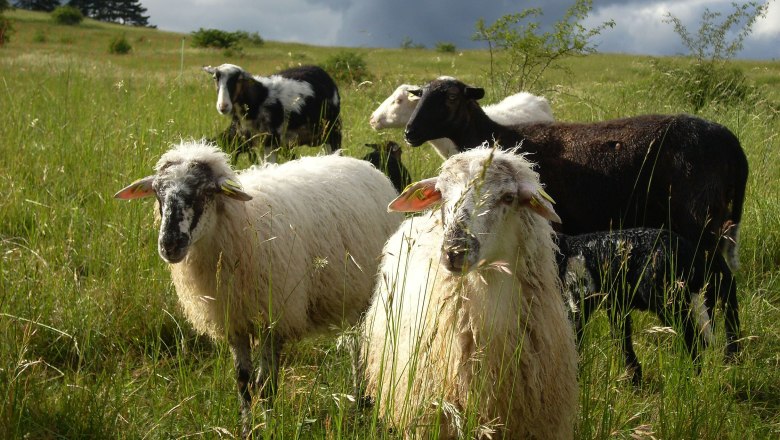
[14,0,150,26]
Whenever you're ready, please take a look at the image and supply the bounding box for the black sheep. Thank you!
[404,77,748,274]
[556,228,740,385]
[362,140,411,193]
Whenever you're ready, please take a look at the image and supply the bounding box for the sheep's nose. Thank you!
[218,103,230,113]
[442,247,468,273]
[369,116,379,130]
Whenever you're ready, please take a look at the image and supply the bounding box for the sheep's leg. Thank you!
[342,330,372,407]
[254,330,282,404]
[658,305,702,375]
[721,278,741,361]
[609,311,642,386]
[230,333,254,438]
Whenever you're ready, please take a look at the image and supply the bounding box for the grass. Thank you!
[1,9,779,439]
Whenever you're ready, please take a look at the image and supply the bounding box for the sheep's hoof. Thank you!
[724,342,741,363]
[356,395,374,409]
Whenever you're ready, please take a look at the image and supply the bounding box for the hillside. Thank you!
[1,9,779,439]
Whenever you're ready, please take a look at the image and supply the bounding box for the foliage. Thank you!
[190,27,263,51]
[0,0,11,47]
[653,1,771,111]
[67,0,150,26]
[473,0,615,95]
[322,50,373,84]
[435,41,456,53]
[52,5,84,25]
[400,36,425,49]
[14,0,58,12]
[108,33,131,54]
[32,28,46,42]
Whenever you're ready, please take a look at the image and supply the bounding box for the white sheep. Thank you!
[369,82,554,159]
[362,146,578,439]
[115,140,402,437]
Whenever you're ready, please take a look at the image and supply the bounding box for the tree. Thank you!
[68,0,150,26]
[654,1,771,110]
[473,0,614,95]
[1,0,13,47]
[14,0,60,11]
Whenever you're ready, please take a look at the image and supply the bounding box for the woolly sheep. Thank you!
[203,63,342,163]
[115,141,402,437]
[404,77,748,275]
[369,82,554,159]
[362,146,578,439]
[556,228,740,385]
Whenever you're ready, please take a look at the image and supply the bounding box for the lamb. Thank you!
[555,228,740,386]
[203,63,342,163]
[362,146,578,439]
[115,140,402,437]
[404,77,748,276]
[369,82,554,159]
[362,140,411,193]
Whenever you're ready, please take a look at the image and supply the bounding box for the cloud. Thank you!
[141,0,779,59]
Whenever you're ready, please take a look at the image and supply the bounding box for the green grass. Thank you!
[1,9,779,439]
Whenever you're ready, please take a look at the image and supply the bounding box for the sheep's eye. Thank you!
[447,93,458,101]
[500,193,515,205]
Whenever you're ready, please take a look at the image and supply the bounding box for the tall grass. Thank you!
[1,9,779,438]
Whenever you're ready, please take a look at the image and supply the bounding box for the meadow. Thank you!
[1,9,779,439]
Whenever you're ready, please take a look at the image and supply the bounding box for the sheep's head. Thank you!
[404,77,484,147]
[115,142,252,264]
[389,147,560,274]
[369,84,422,130]
[202,63,250,116]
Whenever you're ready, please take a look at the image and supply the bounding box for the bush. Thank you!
[33,29,47,43]
[323,51,372,84]
[400,36,425,49]
[190,28,263,50]
[108,35,132,55]
[0,15,12,47]
[652,60,751,111]
[435,41,456,53]
[51,5,84,26]
[191,28,238,49]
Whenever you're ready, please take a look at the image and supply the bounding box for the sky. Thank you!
[141,0,780,60]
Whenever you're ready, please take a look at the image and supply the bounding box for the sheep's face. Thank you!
[369,85,421,130]
[404,77,484,147]
[204,64,246,116]
[387,148,560,274]
[115,157,252,264]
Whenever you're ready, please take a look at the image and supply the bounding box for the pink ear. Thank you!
[518,182,561,224]
[114,176,155,200]
[388,177,441,212]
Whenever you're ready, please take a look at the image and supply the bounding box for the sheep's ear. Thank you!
[464,87,485,100]
[388,177,441,212]
[217,177,252,201]
[518,183,561,223]
[202,65,216,75]
[114,176,156,200]
[407,88,422,99]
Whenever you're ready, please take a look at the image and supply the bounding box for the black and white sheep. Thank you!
[362,140,411,193]
[404,77,748,274]
[203,63,342,163]
[555,228,740,385]
[369,82,554,159]
[363,146,578,439]
[115,141,402,437]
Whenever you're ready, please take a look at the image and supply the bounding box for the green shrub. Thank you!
[233,30,264,47]
[435,41,456,53]
[652,60,751,111]
[323,51,372,84]
[190,28,236,49]
[108,35,132,55]
[400,36,425,49]
[0,15,13,46]
[51,5,84,26]
[33,29,47,43]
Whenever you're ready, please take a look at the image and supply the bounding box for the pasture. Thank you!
[1,9,779,439]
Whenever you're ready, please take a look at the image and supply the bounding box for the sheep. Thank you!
[369,82,554,159]
[203,63,342,164]
[555,228,740,386]
[362,140,411,193]
[404,77,748,277]
[114,140,402,437]
[362,146,578,439]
